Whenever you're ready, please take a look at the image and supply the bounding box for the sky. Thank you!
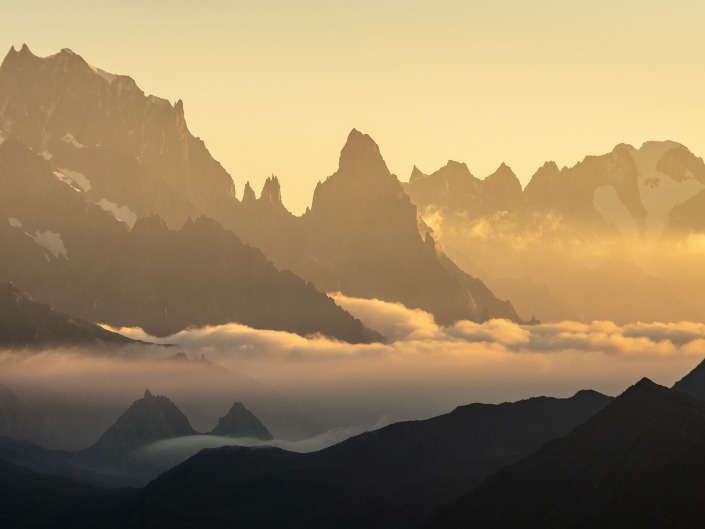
[3,0,705,214]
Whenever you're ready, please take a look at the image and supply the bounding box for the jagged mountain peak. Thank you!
[210,402,273,440]
[337,128,389,178]
[488,162,516,179]
[409,165,426,182]
[242,181,256,205]
[90,390,195,450]
[441,160,473,177]
[260,175,283,204]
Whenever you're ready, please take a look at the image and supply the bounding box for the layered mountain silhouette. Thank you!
[76,389,196,471]
[210,402,273,440]
[0,45,523,326]
[0,134,376,341]
[424,379,705,529]
[0,44,235,228]
[237,130,523,324]
[405,142,705,323]
[105,389,610,528]
[0,282,135,348]
[0,380,57,448]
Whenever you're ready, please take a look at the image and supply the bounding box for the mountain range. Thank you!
[0,45,523,331]
[5,359,705,527]
[0,281,136,348]
[405,141,705,323]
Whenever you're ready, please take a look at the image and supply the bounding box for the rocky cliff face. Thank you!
[239,129,523,325]
[0,46,522,327]
[0,136,377,342]
[0,44,237,228]
[403,140,705,324]
[76,389,195,470]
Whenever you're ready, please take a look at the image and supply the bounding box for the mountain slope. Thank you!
[210,402,273,440]
[239,130,523,325]
[405,141,705,324]
[0,46,522,326]
[0,44,236,228]
[0,135,377,342]
[0,380,57,448]
[0,282,135,348]
[424,379,705,529]
[118,389,611,528]
[75,389,195,473]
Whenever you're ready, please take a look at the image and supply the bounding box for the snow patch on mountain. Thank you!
[96,199,137,228]
[31,230,68,259]
[87,63,117,84]
[61,131,84,149]
[633,141,705,234]
[8,216,68,259]
[54,168,91,192]
[593,185,640,239]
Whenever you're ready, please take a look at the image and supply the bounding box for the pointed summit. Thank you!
[337,128,389,179]
[210,402,273,440]
[78,390,196,466]
[410,165,426,183]
[242,181,256,206]
[260,175,282,205]
[485,162,523,200]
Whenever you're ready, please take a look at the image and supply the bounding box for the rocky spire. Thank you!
[259,175,282,205]
[409,165,426,183]
[337,128,389,179]
[242,181,256,206]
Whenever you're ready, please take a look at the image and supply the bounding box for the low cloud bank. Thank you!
[2,295,705,450]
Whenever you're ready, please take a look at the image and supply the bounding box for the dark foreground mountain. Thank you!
[0,390,277,488]
[106,389,610,528]
[424,379,705,529]
[0,282,135,348]
[0,388,612,528]
[0,136,376,342]
[210,402,273,440]
[0,459,137,529]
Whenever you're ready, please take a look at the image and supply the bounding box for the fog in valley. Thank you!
[2,294,703,451]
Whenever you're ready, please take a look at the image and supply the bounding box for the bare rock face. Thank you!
[404,159,526,221]
[299,130,523,324]
[235,129,523,325]
[210,402,273,440]
[0,137,377,342]
[0,45,236,229]
[0,46,522,327]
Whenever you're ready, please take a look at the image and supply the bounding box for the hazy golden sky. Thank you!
[4,1,705,214]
